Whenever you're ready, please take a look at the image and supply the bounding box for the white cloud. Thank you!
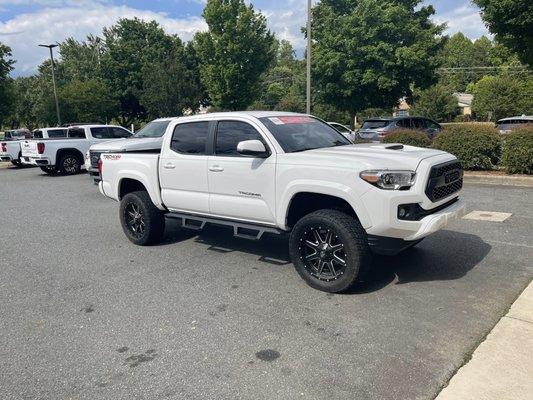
[0,1,207,75]
[433,4,491,39]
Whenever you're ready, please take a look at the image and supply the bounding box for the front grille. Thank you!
[425,160,463,202]
[89,151,102,168]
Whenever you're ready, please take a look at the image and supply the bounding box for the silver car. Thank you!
[496,115,533,134]
[358,116,442,141]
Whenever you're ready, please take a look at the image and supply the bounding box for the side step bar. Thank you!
[166,212,283,240]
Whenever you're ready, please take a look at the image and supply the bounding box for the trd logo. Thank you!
[103,154,121,160]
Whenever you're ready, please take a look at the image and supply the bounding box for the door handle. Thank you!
[209,165,224,172]
[163,162,175,169]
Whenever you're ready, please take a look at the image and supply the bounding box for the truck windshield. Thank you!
[134,120,171,138]
[259,116,350,153]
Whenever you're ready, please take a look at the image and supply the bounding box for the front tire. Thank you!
[289,209,371,293]
[58,154,81,175]
[120,191,165,246]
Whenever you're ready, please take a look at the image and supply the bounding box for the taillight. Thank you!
[37,142,45,154]
[1,143,6,152]
[97,159,103,176]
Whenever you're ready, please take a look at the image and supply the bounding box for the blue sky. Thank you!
[0,1,489,76]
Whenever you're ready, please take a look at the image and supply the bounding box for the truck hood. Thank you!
[90,137,163,152]
[280,143,449,171]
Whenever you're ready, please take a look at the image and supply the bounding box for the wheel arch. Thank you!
[279,185,371,230]
[56,148,84,164]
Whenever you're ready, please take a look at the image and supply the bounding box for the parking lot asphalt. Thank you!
[1,166,532,400]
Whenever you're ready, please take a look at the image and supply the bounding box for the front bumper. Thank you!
[366,198,466,255]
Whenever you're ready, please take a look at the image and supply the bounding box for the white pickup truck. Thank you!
[21,124,132,174]
[98,112,466,292]
[0,129,36,166]
[0,140,23,166]
[85,118,176,183]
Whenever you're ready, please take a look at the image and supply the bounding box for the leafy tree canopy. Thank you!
[194,0,275,110]
[0,42,15,126]
[311,0,445,118]
[471,74,533,121]
[410,84,459,122]
[473,0,533,66]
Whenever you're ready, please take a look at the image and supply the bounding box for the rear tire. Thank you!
[11,160,21,167]
[58,153,81,175]
[40,166,58,174]
[120,190,165,246]
[289,209,371,293]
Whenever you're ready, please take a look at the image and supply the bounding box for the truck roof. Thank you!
[175,111,307,122]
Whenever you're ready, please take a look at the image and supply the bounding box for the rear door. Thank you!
[159,121,211,214]
[207,120,276,224]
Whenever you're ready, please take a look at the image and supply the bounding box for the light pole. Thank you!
[306,0,312,114]
[39,44,61,126]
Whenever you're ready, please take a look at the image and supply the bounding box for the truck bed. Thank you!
[99,152,164,210]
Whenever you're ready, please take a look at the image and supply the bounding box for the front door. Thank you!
[160,121,211,214]
[207,120,276,224]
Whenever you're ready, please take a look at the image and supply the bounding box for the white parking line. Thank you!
[463,211,512,222]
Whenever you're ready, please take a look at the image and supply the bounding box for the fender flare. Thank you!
[277,180,372,230]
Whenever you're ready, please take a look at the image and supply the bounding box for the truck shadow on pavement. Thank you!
[161,221,491,294]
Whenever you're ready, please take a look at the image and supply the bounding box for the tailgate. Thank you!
[21,141,40,157]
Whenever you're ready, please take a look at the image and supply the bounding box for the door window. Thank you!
[396,118,411,128]
[215,121,266,156]
[170,122,209,155]
[411,118,426,129]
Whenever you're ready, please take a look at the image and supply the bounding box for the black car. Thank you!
[358,116,442,141]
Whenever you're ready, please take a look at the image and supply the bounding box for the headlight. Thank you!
[360,170,416,190]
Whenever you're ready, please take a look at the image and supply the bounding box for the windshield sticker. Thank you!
[269,116,314,125]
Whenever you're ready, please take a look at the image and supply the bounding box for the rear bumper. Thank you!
[87,166,101,183]
[21,156,51,166]
[1,155,13,162]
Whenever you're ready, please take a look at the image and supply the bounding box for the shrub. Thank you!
[501,125,533,174]
[432,124,501,170]
[382,129,431,147]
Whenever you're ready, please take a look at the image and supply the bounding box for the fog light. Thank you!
[398,207,407,218]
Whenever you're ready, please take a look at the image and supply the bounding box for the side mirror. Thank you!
[237,140,269,158]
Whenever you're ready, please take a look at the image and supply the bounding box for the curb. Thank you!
[463,173,533,188]
[435,280,533,400]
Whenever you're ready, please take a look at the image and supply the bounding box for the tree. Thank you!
[140,40,204,118]
[102,18,181,125]
[59,36,106,81]
[0,42,15,127]
[194,0,275,110]
[311,0,445,121]
[59,79,119,124]
[410,84,459,122]
[473,0,533,66]
[471,74,533,121]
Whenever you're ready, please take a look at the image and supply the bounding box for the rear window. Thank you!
[68,127,86,138]
[170,122,209,155]
[33,130,43,139]
[361,120,391,129]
